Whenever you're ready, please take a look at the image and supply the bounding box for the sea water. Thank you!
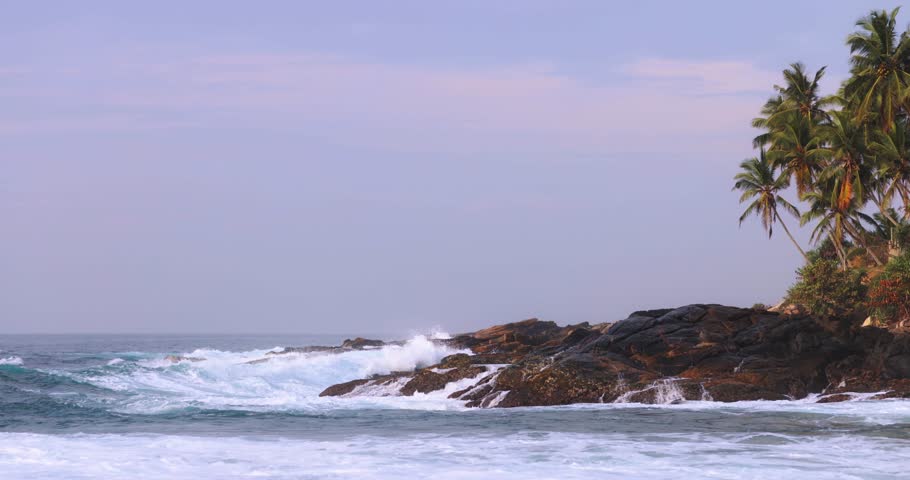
[1,334,909,479]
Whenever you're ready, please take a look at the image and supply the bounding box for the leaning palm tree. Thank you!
[766,117,826,196]
[843,7,910,132]
[801,189,850,270]
[802,179,885,267]
[733,153,808,261]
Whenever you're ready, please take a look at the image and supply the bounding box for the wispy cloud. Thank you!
[622,58,780,95]
[1,53,771,156]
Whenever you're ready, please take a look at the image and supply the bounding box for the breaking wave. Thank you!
[45,334,468,413]
[0,357,23,366]
[4,334,910,419]
[4,335,910,479]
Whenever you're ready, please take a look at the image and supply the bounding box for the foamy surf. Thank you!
[0,429,908,480]
[64,334,470,413]
[3,334,910,480]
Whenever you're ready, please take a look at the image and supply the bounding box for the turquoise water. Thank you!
[2,334,910,479]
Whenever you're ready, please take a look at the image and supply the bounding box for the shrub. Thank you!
[867,254,910,326]
[807,238,855,264]
[786,259,867,318]
[751,303,768,311]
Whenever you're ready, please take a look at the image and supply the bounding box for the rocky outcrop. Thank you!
[341,337,385,349]
[319,304,910,407]
[318,353,492,399]
[267,338,387,356]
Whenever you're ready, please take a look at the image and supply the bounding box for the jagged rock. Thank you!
[268,339,384,357]
[267,346,337,355]
[319,305,910,407]
[816,393,854,403]
[341,337,385,349]
[318,374,412,397]
[438,353,473,368]
[319,378,372,397]
[400,364,487,396]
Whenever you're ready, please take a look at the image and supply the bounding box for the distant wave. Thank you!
[0,356,23,366]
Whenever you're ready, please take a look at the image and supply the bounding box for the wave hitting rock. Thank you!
[320,304,910,407]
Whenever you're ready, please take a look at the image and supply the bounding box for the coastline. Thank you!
[319,304,910,406]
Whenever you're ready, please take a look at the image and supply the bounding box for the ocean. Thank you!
[1,333,909,479]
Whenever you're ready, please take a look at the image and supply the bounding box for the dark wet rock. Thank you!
[317,372,416,397]
[438,353,473,368]
[267,346,338,355]
[319,378,372,397]
[400,364,487,396]
[317,361,488,398]
[341,337,385,349]
[268,338,385,357]
[320,304,910,407]
[816,393,854,403]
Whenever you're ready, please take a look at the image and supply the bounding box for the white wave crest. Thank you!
[76,335,467,413]
[429,330,452,340]
[358,335,452,375]
[0,356,23,366]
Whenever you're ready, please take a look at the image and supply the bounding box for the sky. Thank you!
[1,0,903,335]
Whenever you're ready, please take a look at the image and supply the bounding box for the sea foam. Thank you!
[1,430,908,480]
[73,334,469,413]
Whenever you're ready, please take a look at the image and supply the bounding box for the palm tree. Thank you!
[843,7,910,132]
[734,153,808,261]
[766,117,826,196]
[870,209,910,249]
[801,189,852,270]
[819,110,872,211]
[869,117,910,220]
[752,95,784,149]
[752,64,832,149]
[769,63,833,124]
[802,179,885,267]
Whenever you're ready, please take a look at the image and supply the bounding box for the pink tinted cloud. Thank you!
[621,58,780,94]
[4,54,768,156]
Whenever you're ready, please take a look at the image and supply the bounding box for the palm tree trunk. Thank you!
[832,234,848,271]
[874,195,901,227]
[897,183,910,220]
[775,211,809,262]
[844,221,885,266]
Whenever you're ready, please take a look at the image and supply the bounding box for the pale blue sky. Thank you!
[1,1,901,334]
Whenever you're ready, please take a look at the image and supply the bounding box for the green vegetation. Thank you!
[868,253,910,325]
[735,8,910,325]
[786,260,867,318]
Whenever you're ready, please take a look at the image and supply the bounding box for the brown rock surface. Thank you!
[319,304,910,407]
